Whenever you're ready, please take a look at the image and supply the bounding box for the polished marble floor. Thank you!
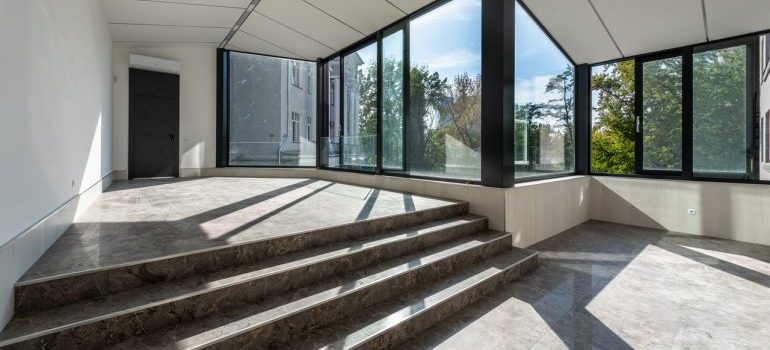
[21,177,456,282]
[400,221,770,350]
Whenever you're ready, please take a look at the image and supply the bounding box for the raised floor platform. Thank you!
[19,177,461,283]
[0,177,537,349]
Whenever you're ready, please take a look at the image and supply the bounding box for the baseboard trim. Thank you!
[0,172,113,330]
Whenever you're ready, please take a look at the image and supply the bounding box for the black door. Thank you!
[129,68,180,179]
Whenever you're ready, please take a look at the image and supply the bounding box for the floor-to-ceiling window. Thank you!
[228,52,316,167]
[340,43,378,171]
[514,2,575,180]
[382,28,405,171]
[407,0,482,181]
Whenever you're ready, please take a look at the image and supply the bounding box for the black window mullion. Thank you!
[403,23,410,174]
[376,32,384,174]
[339,55,345,167]
[683,47,694,179]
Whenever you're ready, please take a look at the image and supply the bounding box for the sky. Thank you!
[345,0,573,107]
[514,2,573,105]
[409,0,482,80]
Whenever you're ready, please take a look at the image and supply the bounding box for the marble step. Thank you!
[278,248,538,350]
[0,215,487,349]
[14,201,468,313]
[103,231,512,350]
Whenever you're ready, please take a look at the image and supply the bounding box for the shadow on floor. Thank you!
[401,220,770,349]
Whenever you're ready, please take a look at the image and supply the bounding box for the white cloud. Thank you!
[414,49,480,73]
[515,75,559,105]
[410,0,481,30]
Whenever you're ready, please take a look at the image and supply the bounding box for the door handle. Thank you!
[168,133,175,143]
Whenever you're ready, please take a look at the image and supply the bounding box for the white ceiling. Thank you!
[522,0,770,64]
[102,0,432,59]
[103,0,770,63]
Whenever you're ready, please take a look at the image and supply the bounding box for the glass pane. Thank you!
[341,43,378,171]
[408,0,482,181]
[642,56,682,171]
[514,2,575,179]
[693,45,749,177]
[759,34,770,181]
[322,57,341,168]
[591,61,635,174]
[382,30,404,170]
[229,52,316,166]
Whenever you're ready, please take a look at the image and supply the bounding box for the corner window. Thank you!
[514,1,575,180]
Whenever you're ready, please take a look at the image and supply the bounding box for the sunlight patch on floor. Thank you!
[585,244,770,349]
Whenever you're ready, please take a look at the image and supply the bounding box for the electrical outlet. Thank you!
[687,208,696,215]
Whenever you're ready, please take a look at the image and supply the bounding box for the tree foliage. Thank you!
[591,60,635,173]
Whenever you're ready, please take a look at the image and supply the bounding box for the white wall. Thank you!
[112,44,217,178]
[591,176,770,246]
[506,176,591,248]
[0,0,113,329]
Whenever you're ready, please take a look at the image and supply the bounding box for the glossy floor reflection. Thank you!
[20,177,456,283]
[399,221,770,349]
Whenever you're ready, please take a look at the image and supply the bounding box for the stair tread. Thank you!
[0,215,487,345]
[106,231,510,350]
[280,249,537,350]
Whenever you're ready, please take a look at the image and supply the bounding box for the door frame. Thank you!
[128,68,180,179]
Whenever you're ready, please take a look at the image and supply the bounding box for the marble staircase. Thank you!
[0,200,536,349]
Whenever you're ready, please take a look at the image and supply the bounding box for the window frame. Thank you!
[216,49,318,169]
[588,35,762,185]
[635,50,687,177]
[512,0,579,183]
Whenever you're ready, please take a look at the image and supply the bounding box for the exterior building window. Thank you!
[291,112,301,143]
[290,62,300,87]
[330,81,336,106]
[306,116,313,140]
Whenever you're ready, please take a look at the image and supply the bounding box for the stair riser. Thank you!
[356,253,539,350]
[14,203,468,314]
[2,223,490,350]
[210,236,511,350]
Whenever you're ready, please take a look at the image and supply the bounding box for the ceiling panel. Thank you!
[705,0,770,41]
[386,0,433,14]
[592,0,705,57]
[228,30,297,58]
[103,0,243,27]
[240,12,335,59]
[109,24,228,43]
[521,0,619,64]
[254,0,363,51]
[304,0,404,35]
[139,0,252,8]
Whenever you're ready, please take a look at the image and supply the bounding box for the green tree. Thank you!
[409,65,450,172]
[445,73,482,150]
[545,67,576,167]
[693,46,748,173]
[591,60,635,173]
